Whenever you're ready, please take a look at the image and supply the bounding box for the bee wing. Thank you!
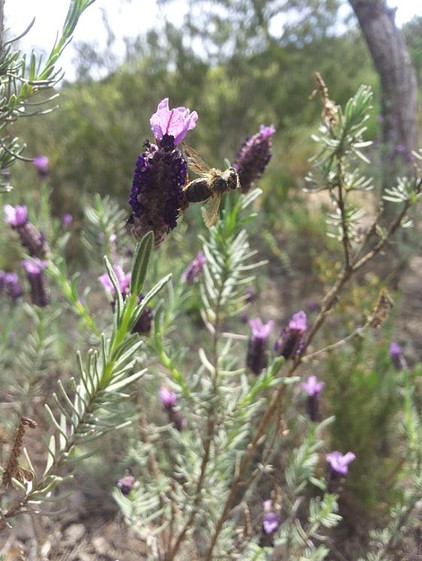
[202,194,222,228]
[182,143,212,175]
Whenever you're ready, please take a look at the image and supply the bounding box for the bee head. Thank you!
[227,168,240,191]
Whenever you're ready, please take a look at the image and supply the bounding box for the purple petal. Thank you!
[326,450,356,475]
[4,204,28,226]
[289,311,307,332]
[259,124,276,139]
[300,375,325,396]
[159,386,177,407]
[150,98,198,145]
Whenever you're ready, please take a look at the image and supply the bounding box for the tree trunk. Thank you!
[349,0,418,173]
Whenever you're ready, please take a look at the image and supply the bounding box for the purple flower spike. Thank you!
[22,259,49,307]
[389,341,407,370]
[274,311,307,360]
[301,375,324,422]
[159,386,187,430]
[233,124,275,193]
[63,213,73,227]
[129,136,188,245]
[300,375,325,397]
[1,271,23,302]
[246,318,274,376]
[326,450,356,476]
[99,265,131,298]
[4,204,49,258]
[33,155,49,178]
[182,251,207,284]
[159,386,177,408]
[150,98,198,145]
[116,468,136,496]
[259,499,280,548]
[4,204,28,227]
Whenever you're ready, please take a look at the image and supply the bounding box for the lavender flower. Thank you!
[389,341,407,370]
[326,451,356,476]
[4,204,28,226]
[246,317,274,375]
[116,468,136,496]
[182,251,207,284]
[0,271,23,302]
[233,124,275,193]
[129,99,198,245]
[22,259,49,307]
[99,265,131,298]
[4,204,49,258]
[274,311,307,360]
[150,98,198,145]
[300,375,325,422]
[62,213,73,227]
[301,375,324,396]
[33,155,49,178]
[159,386,186,431]
[259,500,280,547]
[159,386,178,408]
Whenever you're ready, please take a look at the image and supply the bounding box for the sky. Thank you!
[4,0,422,81]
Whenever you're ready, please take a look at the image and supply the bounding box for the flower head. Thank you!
[63,213,73,227]
[150,98,198,145]
[159,386,187,431]
[1,271,23,302]
[326,450,356,476]
[4,204,28,227]
[249,317,274,340]
[22,259,47,275]
[389,341,407,370]
[262,512,280,535]
[129,136,188,245]
[159,386,177,408]
[274,311,307,359]
[233,124,275,193]
[33,155,49,178]
[246,318,274,375]
[259,499,280,547]
[300,375,324,397]
[301,375,324,422]
[159,386,187,430]
[116,468,136,496]
[4,205,49,258]
[22,259,49,307]
[182,251,207,284]
[99,265,131,298]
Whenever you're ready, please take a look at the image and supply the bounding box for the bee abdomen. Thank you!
[184,179,213,202]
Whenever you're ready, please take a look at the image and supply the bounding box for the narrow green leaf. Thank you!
[130,231,154,295]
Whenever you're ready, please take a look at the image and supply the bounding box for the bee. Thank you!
[182,143,240,227]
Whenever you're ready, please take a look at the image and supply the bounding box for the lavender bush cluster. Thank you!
[0,12,422,561]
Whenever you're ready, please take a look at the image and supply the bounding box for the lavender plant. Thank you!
[110,80,422,561]
[0,63,421,561]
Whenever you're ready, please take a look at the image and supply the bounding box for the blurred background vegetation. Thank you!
[6,0,420,220]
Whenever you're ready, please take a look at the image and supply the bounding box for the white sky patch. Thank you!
[4,0,422,80]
